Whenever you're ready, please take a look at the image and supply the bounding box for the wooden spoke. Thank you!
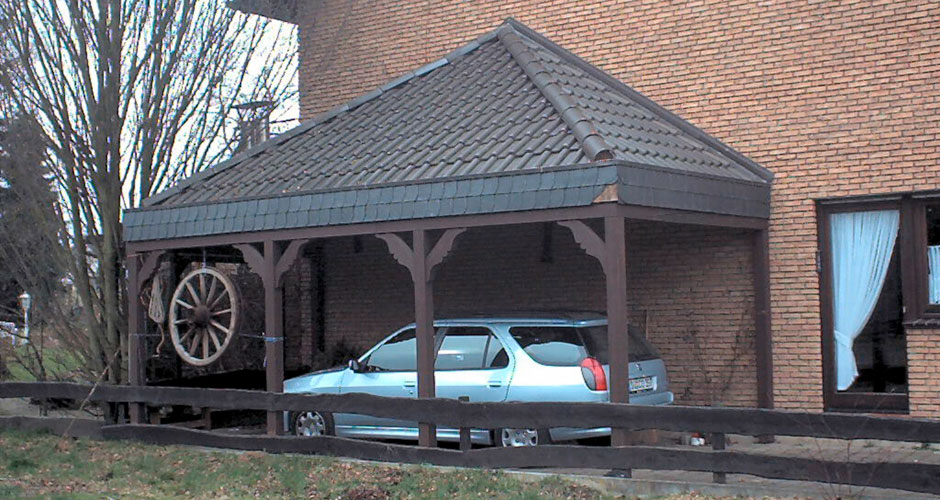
[207,327,223,351]
[169,267,240,367]
[206,276,219,308]
[184,281,201,306]
[188,330,201,355]
[179,326,195,344]
[210,320,231,334]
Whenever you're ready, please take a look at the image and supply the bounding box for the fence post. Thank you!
[711,432,726,484]
[458,396,471,452]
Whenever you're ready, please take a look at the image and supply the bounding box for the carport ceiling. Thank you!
[125,19,772,243]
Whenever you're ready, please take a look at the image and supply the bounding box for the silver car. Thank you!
[285,314,674,446]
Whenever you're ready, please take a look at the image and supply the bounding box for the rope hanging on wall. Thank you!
[146,274,167,356]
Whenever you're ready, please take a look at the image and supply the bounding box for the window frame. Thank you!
[362,327,418,372]
[433,326,508,372]
[909,197,940,320]
[817,197,914,413]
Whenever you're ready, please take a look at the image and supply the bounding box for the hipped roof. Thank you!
[125,19,771,243]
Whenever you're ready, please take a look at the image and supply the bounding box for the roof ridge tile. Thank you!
[496,26,614,162]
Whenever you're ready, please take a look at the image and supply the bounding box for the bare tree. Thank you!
[0,0,296,385]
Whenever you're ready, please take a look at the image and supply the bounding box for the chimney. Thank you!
[234,100,275,153]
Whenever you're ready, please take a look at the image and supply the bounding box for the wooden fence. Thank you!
[1,381,939,495]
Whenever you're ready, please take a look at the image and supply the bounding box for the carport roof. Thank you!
[125,19,772,243]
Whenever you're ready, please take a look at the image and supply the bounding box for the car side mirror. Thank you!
[348,359,364,373]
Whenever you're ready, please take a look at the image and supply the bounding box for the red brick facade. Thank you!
[277,1,939,415]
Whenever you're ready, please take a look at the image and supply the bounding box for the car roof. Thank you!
[399,311,609,328]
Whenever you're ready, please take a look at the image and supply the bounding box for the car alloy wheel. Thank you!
[500,428,541,447]
[294,411,328,437]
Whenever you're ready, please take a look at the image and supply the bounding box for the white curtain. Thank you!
[830,210,899,391]
[929,245,940,304]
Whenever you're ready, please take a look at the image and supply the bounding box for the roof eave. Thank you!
[227,0,298,24]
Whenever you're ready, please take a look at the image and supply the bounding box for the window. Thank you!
[365,328,416,371]
[814,195,940,412]
[434,327,508,370]
[923,204,940,308]
[508,325,658,367]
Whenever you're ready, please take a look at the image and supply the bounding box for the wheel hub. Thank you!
[192,305,210,327]
[501,428,539,447]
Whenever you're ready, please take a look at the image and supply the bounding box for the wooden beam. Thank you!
[90,425,940,495]
[264,240,284,436]
[753,228,773,410]
[413,229,436,447]
[236,240,306,436]
[376,228,466,447]
[558,218,630,451]
[126,254,145,424]
[604,217,629,407]
[8,382,940,443]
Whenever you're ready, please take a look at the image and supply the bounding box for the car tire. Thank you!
[292,410,334,437]
[494,427,551,447]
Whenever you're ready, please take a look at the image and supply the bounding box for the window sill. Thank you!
[903,318,940,329]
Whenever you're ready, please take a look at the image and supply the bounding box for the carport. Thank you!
[123,19,773,446]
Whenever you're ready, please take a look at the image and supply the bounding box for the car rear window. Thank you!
[509,325,657,366]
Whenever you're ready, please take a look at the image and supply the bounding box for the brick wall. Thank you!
[907,328,940,418]
[286,221,757,407]
[293,0,940,412]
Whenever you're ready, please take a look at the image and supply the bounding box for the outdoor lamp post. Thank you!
[18,291,31,346]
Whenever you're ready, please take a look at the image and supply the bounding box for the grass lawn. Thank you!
[0,429,759,500]
[2,346,84,382]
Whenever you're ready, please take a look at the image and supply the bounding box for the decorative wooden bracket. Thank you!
[234,243,265,278]
[274,239,309,288]
[133,250,167,289]
[235,239,309,289]
[376,228,466,283]
[557,220,608,275]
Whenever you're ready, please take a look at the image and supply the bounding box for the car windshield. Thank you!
[509,324,658,366]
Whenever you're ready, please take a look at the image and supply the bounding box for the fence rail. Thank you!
[2,382,939,495]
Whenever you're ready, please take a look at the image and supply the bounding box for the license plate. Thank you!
[629,376,655,393]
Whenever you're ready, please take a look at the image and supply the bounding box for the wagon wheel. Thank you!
[168,267,240,366]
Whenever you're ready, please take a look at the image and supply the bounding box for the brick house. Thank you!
[124,0,939,427]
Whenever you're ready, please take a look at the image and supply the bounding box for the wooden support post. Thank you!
[377,228,466,448]
[126,251,165,425]
[559,216,630,475]
[412,229,436,446]
[126,255,145,425]
[458,396,471,452]
[236,239,309,436]
[263,240,284,436]
[753,227,775,444]
[559,219,630,426]
[604,217,630,423]
[202,408,212,431]
[711,432,727,483]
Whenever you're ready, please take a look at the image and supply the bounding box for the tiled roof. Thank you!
[125,19,771,242]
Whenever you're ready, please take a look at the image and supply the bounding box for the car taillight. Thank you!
[580,357,607,391]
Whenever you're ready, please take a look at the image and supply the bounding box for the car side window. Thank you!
[365,328,416,371]
[435,327,508,370]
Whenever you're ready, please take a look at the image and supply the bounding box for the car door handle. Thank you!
[487,380,503,388]
[403,381,416,388]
